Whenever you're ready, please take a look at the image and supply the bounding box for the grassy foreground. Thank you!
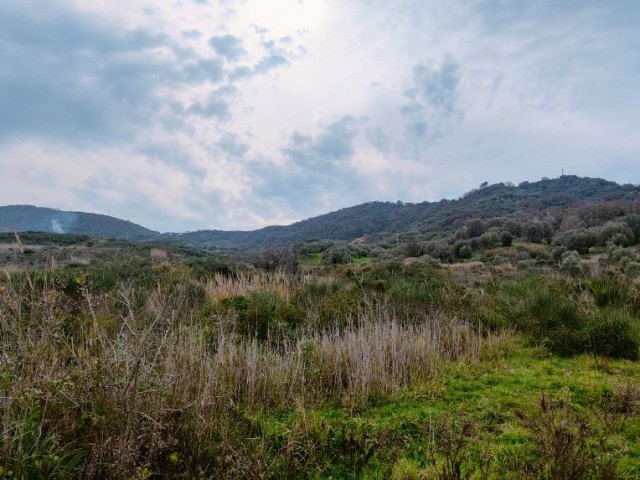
[1,254,639,478]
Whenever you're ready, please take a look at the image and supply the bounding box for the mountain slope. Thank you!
[179,176,640,248]
[0,205,159,240]
[2,176,639,247]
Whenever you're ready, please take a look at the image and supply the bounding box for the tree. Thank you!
[500,231,513,247]
[465,218,487,238]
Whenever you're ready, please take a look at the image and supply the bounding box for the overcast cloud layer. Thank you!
[1,0,638,231]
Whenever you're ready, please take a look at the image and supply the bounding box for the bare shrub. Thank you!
[514,391,621,479]
[427,414,478,480]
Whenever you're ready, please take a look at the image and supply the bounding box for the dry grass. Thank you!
[149,248,168,259]
[205,271,301,302]
[0,274,508,477]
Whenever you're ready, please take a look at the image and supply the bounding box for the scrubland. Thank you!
[1,240,639,478]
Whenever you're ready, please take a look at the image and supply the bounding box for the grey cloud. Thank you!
[0,1,230,146]
[228,36,292,81]
[254,54,289,73]
[0,4,170,144]
[187,99,231,120]
[0,4,167,53]
[229,66,254,81]
[399,56,463,145]
[311,117,358,160]
[139,143,206,176]
[405,57,461,118]
[182,29,203,39]
[229,54,289,80]
[217,133,249,157]
[186,85,237,120]
[282,116,359,167]
[366,126,392,154]
[250,116,367,213]
[209,34,247,61]
[182,58,225,83]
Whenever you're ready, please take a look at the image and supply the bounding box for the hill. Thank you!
[0,205,159,240]
[178,176,640,248]
[2,176,639,248]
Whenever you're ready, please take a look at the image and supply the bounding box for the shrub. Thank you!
[427,414,478,480]
[387,276,445,314]
[323,244,369,265]
[624,262,640,277]
[584,312,639,360]
[294,239,336,255]
[504,219,522,237]
[187,257,234,279]
[597,221,635,247]
[601,243,636,267]
[458,244,473,259]
[465,218,487,238]
[586,275,629,308]
[542,325,586,357]
[623,214,640,243]
[500,231,513,247]
[514,392,622,479]
[404,238,425,258]
[554,230,597,254]
[425,240,453,263]
[559,251,588,276]
[214,291,305,340]
[254,249,298,273]
[551,246,568,263]
[524,221,552,244]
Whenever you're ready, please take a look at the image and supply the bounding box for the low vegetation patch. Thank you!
[1,248,639,477]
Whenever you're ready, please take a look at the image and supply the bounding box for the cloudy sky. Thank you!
[0,0,638,231]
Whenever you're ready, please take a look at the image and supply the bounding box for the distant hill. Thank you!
[178,176,640,248]
[2,176,639,248]
[0,205,158,240]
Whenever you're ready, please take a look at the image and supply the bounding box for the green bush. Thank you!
[500,231,513,247]
[551,246,567,263]
[458,244,473,259]
[187,257,234,279]
[387,277,445,314]
[586,275,629,308]
[214,292,305,340]
[559,251,588,276]
[542,325,586,357]
[554,230,596,254]
[584,312,639,360]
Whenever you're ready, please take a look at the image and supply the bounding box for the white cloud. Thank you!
[0,0,638,230]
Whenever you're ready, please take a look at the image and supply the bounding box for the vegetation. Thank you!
[1,176,640,477]
[4,177,640,250]
[0,205,158,240]
[1,234,640,478]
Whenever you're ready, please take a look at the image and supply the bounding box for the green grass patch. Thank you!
[298,253,323,265]
[351,256,372,264]
[249,346,640,478]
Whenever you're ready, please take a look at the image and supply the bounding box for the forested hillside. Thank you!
[0,205,158,240]
[179,176,640,248]
[2,176,639,248]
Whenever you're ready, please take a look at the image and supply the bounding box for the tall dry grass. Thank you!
[204,270,336,303]
[0,272,508,477]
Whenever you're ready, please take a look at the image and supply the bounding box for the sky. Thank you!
[0,0,638,232]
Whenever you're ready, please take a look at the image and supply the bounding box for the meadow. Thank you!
[0,238,639,478]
